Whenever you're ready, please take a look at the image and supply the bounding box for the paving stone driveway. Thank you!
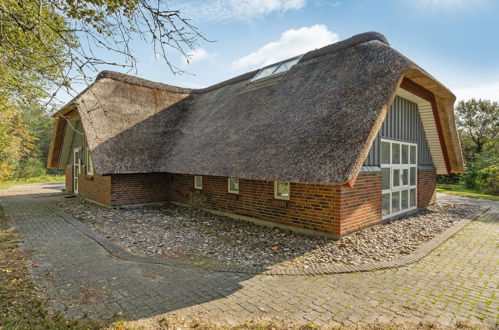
[0,183,498,327]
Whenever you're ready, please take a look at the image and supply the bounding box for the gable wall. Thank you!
[364,96,433,166]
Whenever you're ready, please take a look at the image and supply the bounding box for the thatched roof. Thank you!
[48,32,463,185]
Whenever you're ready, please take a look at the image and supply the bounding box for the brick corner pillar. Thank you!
[417,167,437,208]
[337,171,382,236]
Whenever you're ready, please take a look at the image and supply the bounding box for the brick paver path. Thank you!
[0,183,498,327]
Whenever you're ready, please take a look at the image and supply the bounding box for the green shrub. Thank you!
[462,151,498,194]
[17,158,46,179]
[475,164,499,195]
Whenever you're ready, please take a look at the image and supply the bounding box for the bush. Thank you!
[17,158,46,179]
[462,151,498,194]
[475,165,499,195]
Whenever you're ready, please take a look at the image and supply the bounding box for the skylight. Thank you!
[251,56,302,82]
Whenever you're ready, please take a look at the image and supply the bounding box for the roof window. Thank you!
[250,56,302,82]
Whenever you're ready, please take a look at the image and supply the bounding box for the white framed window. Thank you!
[274,181,290,200]
[86,147,94,176]
[228,177,239,194]
[194,175,203,190]
[381,138,417,219]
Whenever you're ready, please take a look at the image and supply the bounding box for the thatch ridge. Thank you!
[96,70,193,94]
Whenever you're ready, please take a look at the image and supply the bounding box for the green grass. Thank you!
[437,183,499,201]
[0,175,64,191]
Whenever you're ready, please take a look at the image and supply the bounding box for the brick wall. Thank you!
[111,173,169,206]
[78,166,112,206]
[417,167,436,208]
[167,173,338,234]
[167,172,382,236]
[335,171,382,235]
[65,166,73,193]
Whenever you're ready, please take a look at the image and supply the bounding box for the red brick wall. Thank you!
[65,165,73,193]
[335,171,382,235]
[78,166,112,206]
[417,167,436,208]
[167,172,382,236]
[167,173,338,234]
[111,173,169,206]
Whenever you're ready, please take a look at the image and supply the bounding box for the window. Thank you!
[274,181,290,200]
[86,147,94,176]
[251,56,302,82]
[228,177,239,194]
[194,176,202,190]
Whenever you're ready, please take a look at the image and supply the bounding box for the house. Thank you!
[47,32,464,237]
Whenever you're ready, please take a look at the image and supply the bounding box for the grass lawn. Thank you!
[437,183,499,201]
[0,175,64,191]
[0,223,100,329]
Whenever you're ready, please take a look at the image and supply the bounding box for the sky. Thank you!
[72,0,499,103]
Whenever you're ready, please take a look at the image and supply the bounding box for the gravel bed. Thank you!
[55,198,479,269]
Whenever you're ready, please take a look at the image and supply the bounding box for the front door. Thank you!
[381,139,417,218]
[73,148,80,194]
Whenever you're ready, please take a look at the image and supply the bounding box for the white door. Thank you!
[73,148,81,194]
[381,139,418,219]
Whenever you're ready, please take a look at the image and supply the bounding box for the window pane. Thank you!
[402,169,409,186]
[410,167,416,186]
[273,58,300,74]
[382,193,391,216]
[229,178,239,192]
[401,190,408,209]
[253,65,278,80]
[381,142,390,164]
[393,169,400,187]
[410,188,416,207]
[392,143,400,164]
[410,146,417,164]
[402,145,408,164]
[392,191,400,213]
[382,168,390,190]
[276,182,290,197]
[194,176,202,189]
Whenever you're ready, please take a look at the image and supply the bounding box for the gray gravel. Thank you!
[55,198,479,269]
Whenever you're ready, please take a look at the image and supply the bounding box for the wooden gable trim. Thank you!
[400,78,451,174]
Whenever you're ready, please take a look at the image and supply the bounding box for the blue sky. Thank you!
[73,0,499,102]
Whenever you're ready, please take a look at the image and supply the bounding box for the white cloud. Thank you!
[176,0,306,22]
[230,24,339,70]
[453,82,499,102]
[182,48,216,65]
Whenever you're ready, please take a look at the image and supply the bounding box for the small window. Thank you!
[251,56,302,82]
[86,147,94,176]
[274,181,290,200]
[194,176,202,190]
[228,177,239,194]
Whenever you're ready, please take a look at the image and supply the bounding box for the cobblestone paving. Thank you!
[0,183,498,327]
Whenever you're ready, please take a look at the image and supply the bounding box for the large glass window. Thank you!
[402,144,409,164]
[392,143,400,164]
[381,138,418,219]
[382,168,390,190]
[410,145,417,164]
[381,141,391,164]
[382,193,390,216]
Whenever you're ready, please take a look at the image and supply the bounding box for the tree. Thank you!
[0,0,206,106]
[0,98,36,181]
[0,0,205,181]
[455,99,499,163]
